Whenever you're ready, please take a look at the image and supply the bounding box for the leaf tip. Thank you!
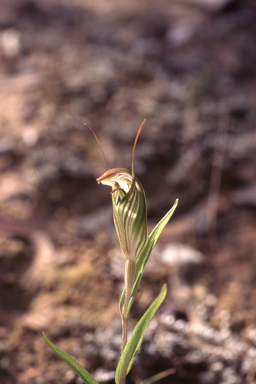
[42,332,50,345]
[162,284,167,297]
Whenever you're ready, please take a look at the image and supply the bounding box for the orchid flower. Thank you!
[97,121,148,263]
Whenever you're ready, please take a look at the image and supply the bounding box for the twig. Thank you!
[205,104,229,232]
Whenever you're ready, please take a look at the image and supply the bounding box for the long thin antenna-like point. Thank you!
[85,123,110,170]
[132,119,146,177]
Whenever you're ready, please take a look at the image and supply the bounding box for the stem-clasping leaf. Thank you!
[119,199,178,315]
[43,332,99,384]
[115,284,167,384]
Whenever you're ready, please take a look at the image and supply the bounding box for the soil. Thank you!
[0,0,256,383]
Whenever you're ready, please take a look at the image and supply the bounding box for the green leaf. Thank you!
[119,199,178,315]
[116,285,167,384]
[43,332,99,384]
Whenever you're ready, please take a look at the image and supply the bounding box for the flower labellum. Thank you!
[97,120,148,262]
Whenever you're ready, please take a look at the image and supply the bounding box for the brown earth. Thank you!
[0,0,256,383]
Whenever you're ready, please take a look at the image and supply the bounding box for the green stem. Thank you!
[119,259,135,384]
[121,259,135,351]
[121,313,128,353]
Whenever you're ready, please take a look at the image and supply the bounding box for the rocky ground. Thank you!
[0,0,256,383]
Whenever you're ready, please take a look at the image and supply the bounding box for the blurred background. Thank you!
[0,0,256,383]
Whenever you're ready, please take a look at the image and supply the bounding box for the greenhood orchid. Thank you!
[97,168,148,262]
[97,120,148,263]
[43,120,178,384]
